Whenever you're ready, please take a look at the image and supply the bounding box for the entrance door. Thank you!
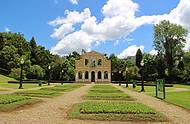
[91,71,95,82]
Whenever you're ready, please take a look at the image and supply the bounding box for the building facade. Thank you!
[75,51,111,83]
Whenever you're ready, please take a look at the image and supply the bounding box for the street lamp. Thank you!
[119,71,122,86]
[125,67,129,87]
[48,65,51,85]
[19,58,24,89]
[140,60,145,92]
[61,69,64,85]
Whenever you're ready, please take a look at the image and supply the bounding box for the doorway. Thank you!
[91,71,95,82]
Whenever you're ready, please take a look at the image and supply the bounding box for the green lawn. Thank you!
[41,84,83,92]
[0,94,40,112]
[0,74,40,89]
[124,84,190,110]
[86,85,134,100]
[69,101,167,121]
[14,90,60,97]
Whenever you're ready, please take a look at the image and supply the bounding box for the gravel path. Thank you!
[114,85,190,124]
[0,85,92,124]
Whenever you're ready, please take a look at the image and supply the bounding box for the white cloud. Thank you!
[49,0,190,56]
[5,27,10,32]
[69,0,79,5]
[118,45,144,59]
[149,49,158,55]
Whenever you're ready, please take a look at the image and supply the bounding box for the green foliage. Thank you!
[154,20,188,78]
[69,101,166,121]
[26,65,45,79]
[109,54,128,81]
[0,32,79,81]
[79,101,156,114]
[0,94,31,104]
[135,49,143,68]
[41,84,83,92]
[9,68,25,80]
[14,90,60,97]
[127,66,139,80]
[143,54,157,80]
[86,85,133,100]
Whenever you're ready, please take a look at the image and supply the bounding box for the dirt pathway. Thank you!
[114,85,190,124]
[0,84,92,124]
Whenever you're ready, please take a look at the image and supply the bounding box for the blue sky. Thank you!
[1,0,189,58]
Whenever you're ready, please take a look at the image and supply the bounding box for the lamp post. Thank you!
[119,71,122,86]
[48,65,51,85]
[61,69,64,85]
[125,67,128,87]
[19,58,24,89]
[140,60,145,92]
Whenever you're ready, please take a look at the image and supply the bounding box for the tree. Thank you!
[143,54,157,80]
[26,65,45,79]
[135,49,143,68]
[154,20,188,78]
[179,52,190,82]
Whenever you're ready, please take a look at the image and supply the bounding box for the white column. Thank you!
[75,72,78,82]
[108,73,111,82]
[89,72,91,82]
[95,72,97,82]
[102,72,104,82]
[82,72,85,82]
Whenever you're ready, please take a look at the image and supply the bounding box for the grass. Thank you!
[124,84,190,110]
[86,85,134,100]
[69,101,167,122]
[14,90,60,97]
[0,74,40,89]
[164,91,190,109]
[41,84,83,92]
[13,84,83,98]
[0,94,31,104]
[0,94,41,112]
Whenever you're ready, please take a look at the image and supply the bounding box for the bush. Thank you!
[9,68,25,80]
[26,65,45,79]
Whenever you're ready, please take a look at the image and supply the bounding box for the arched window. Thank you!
[98,59,102,66]
[78,71,82,79]
[85,59,88,66]
[104,71,108,79]
[98,71,101,79]
[85,71,89,79]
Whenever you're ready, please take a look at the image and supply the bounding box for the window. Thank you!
[104,71,108,79]
[98,71,101,79]
[85,71,89,79]
[85,59,88,66]
[90,58,96,68]
[78,71,82,79]
[98,59,102,66]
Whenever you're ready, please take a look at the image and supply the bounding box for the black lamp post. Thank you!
[48,65,51,85]
[119,71,122,86]
[19,58,24,89]
[61,69,64,85]
[140,60,145,92]
[125,67,129,87]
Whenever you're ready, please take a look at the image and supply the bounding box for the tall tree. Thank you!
[154,20,188,78]
[135,49,143,68]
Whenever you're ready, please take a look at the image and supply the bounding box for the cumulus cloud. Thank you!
[49,0,190,56]
[149,49,158,55]
[69,0,79,5]
[5,27,10,32]
[118,45,144,59]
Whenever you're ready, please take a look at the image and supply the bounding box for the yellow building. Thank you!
[75,51,111,83]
